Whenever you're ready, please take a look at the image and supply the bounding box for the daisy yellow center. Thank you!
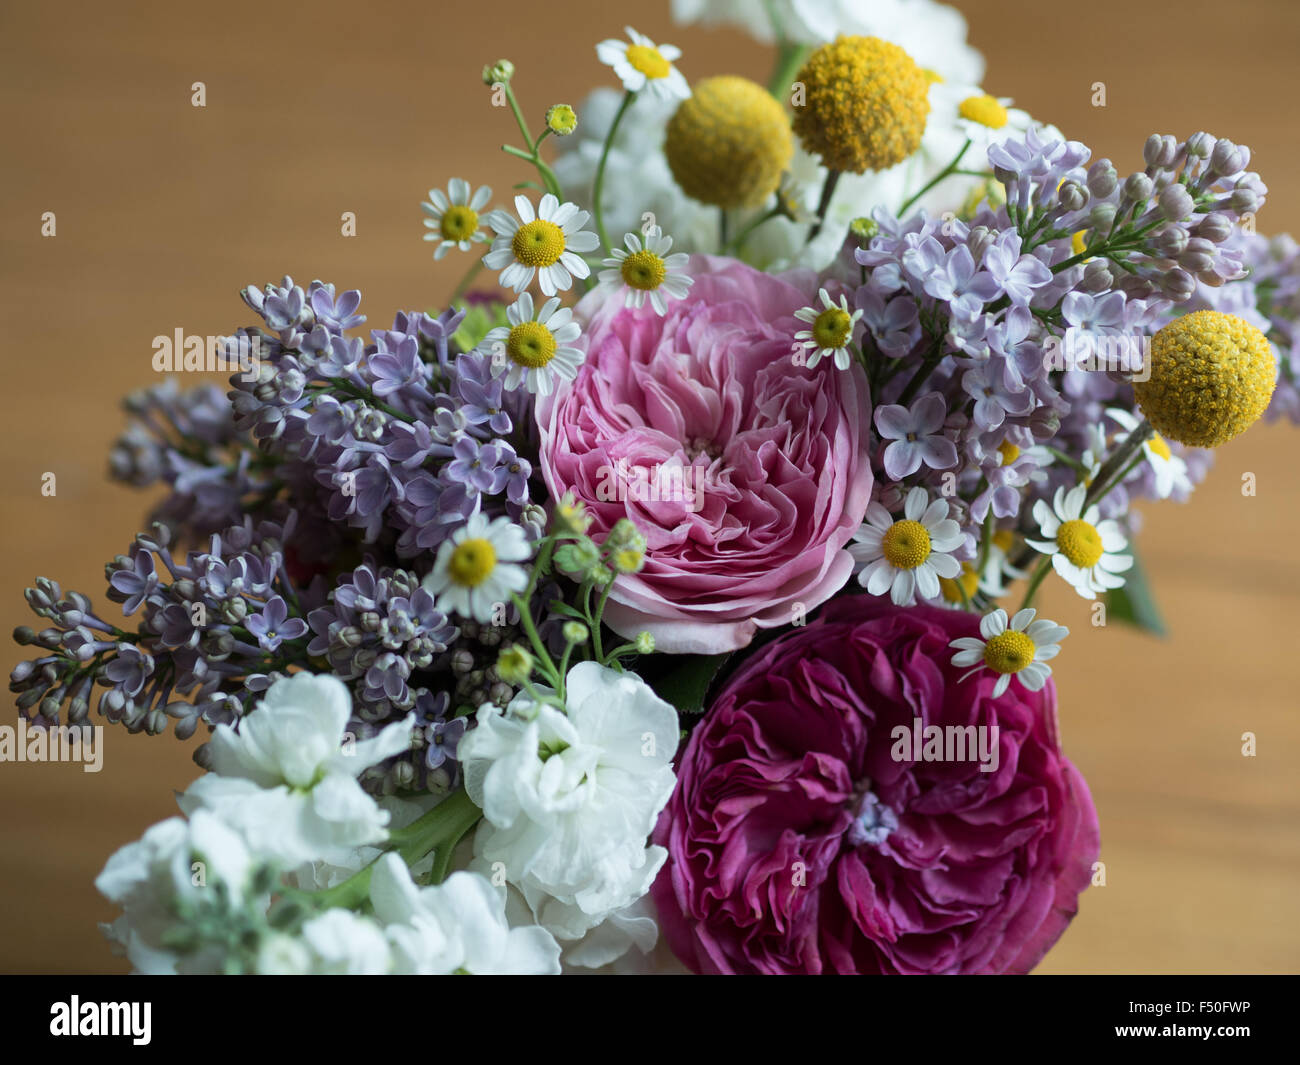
[959,94,1008,130]
[882,519,931,570]
[620,249,667,291]
[512,219,566,267]
[506,321,557,368]
[1056,518,1104,569]
[440,205,479,242]
[1071,230,1088,257]
[983,630,1036,674]
[625,44,670,80]
[448,538,497,587]
[939,565,979,604]
[813,307,853,349]
[997,440,1020,465]
[992,529,1015,553]
[1148,434,1172,461]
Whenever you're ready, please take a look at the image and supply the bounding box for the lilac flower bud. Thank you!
[450,648,475,675]
[1195,212,1233,243]
[1082,259,1115,293]
[16,688,45,712]
[967,225,995,263]
[1228,186,1259,214]
[1150,222,1189,258]
[1143,134,1178,169]
[1157,183,1195,221]
[1089,203,1117,230]
[1087,160,1118,198]
[1118,275,1156,299]
[1058,181,1088,212]
[1160,268,1197,301]
[1179,237,1216,273]
[1185,132,1215,159]
[1198,269,1226,288]
[1122,173,1154,204]
[1210,138,1245,176]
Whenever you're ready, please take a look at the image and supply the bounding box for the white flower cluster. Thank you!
[96,664,676,975]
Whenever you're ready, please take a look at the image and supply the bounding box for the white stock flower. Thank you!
[178,672,414,865]
[460,662,678,962]
[370,854,561,974]
[293,908,394,975]
[95,810,261,975]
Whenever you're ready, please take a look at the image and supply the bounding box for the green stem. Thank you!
[806,168,842,243]
[450,256,486,304]
[592,91,636,253]
[1018,554,1054,611]
[895,341,945,406]
[899,139,971,218]
[767,41,810,99]
[1084,418,1152,509]
[721,203,783,255]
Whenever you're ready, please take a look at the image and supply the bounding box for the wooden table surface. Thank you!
[1,0,1296,973]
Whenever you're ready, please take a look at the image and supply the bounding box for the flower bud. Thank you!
[1088,203,1117,231]
[635,631,656,654]
[1157,183,1194,221]
[562,620,589,645]
[482,59,515,85]
[1086,159,1118,199]
[1143,133,1178,169]
[1195,212,1233,243]
[1057,180,1087,212]
[1178,237,1216,273]
[1122,172,1153,205]
[1159,268,1197,301]
[1149,222,1189,258]
[1210,138,1245,177]
[1228,187,1259,214]
[1081,259,1114,293]
[546,104,577,136]
[495,644,534,685]
[1185,131,1215,159]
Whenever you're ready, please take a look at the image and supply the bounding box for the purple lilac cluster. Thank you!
[108,379,277,541]
[229,277,538,558]
[842,129,1265,557]
[11,516,315,738]
[12,278,549,794]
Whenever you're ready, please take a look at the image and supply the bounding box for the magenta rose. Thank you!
[535,256,872,654]
[651,598,1100,974]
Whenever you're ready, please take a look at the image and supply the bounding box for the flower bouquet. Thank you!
[12,0,1297,975]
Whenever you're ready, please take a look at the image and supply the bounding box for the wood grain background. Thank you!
[1,0,1296,973]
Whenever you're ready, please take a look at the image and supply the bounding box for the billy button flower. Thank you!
[663,75,793,210]
[1133,310,1276,447]
[792,36,930,174]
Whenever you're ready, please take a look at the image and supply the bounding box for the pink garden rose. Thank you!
[535,256,873,654]
[651,598,1100,974]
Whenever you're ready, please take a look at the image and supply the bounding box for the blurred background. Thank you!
[1,0,1297,973]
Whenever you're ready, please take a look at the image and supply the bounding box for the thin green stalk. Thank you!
[592,91,635,252]
[806,168,842,243]
[1018,554,1054,611]
[898,139,971,218]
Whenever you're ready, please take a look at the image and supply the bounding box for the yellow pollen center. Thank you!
[983,630,1036,674]
[813,307,853,349]
[448,538,497,587]
[1148,434,1172,461]
[959,94,1009,130]
[991,529,1015,553]
[625,44,670,79]
[1071,230,1088,257]
[440,205,479,242]
[620,249,667,291]
[1056,518,1104,568]
[505,321,557,368]
[997,441,1020,465]
[511,219,566,267]
[882,519,932,569]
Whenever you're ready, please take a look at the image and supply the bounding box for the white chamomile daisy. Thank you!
[483,194,600,296]
[596,27,690,101]
[1107,407,1192,500]
[479,293,584,395]
[948,88,1035,149]
[1026,483,1133,600]
[851,486,964,606]
[949,608,1068,698]
[597,226,693,314]
[794,288,864,370]
[421,179,492,260]
[422,515,532,623]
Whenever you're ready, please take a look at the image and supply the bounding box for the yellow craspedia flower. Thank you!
[1133,310,1276,448]
[792,36,930,174]
[664,75,794,209]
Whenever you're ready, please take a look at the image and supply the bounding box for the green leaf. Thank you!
[1104,549,1167,636]
[640,652,731,715]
